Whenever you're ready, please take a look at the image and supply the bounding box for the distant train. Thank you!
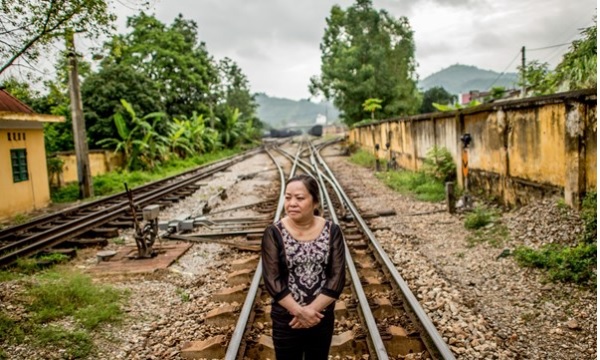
[268,125,323,138]
[307,125,323,137]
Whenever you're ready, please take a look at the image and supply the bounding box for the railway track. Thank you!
[0,148,263,267]
[177,139,455,359]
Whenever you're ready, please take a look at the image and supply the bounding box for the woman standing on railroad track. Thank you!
[261,174,346,360]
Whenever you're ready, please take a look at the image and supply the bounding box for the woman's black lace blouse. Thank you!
[261,220,346,305]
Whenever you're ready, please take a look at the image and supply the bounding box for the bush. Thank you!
[421,146,456,182]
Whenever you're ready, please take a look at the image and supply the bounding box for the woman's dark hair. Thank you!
[286,174,321,216]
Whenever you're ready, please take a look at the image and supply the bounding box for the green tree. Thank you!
[553,19,597,90]
[518,60,555,96]
[419,86,457,114]
[215,57,258,124]
[0,0,117,74]
[81,63,164,148]
[362,98,382,120]
[0,77,73,153]
[106,13,218,118]
[0,76,40,104]
[309,0,419,125]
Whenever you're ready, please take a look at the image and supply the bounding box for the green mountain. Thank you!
[419,64,518,94]
[255,93,340,128]
[256,64,517,127]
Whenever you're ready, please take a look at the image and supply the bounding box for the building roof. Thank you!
[0,89,64,123]
[0,89,34,113]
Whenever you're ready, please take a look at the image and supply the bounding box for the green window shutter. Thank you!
[10,149,29,182]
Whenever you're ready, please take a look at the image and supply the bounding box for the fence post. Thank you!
[446,182,455,214]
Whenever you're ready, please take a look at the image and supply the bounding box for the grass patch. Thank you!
[111,237,126,245]
[513,242,597,285]
[26,269,127,329]
[376,170,446,202]
[348,149,385,169]
[176,288,190,302]
[0,312,27,344]
[34,325,94,358]
[0,270,22,282]
[0,264,128,358]
[10,213,30,225]
[348,147,450,202]
[463,206,508,248]
[9,253,70,275]
[51,148,242,203]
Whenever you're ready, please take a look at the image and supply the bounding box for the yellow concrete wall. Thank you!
[0,129,50,220]
[57,150,122,185]
[506,105,566,185]
[348,89,597,207]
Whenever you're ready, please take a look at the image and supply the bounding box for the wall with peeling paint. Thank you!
[348,89,597,208]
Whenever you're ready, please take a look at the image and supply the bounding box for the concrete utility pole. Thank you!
[66,29,94,199]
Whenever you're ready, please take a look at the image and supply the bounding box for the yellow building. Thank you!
[0,89,64,220]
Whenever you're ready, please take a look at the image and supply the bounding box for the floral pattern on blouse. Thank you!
[277,220,331,306]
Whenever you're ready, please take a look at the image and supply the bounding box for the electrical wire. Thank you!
[487,49,521,89]
[528,43,571,51]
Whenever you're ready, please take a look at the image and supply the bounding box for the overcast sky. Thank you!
[111,0,596,100]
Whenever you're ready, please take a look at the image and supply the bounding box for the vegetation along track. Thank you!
[177,138,455,360]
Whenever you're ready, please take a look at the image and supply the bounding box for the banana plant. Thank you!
[218,107,243,148]
[167,117,194,158]
[98,99,166,170]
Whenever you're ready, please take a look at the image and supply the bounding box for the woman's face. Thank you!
[284,180,316,222]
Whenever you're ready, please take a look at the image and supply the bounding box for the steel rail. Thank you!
[314,145,457,360]
[309,144,390,360]
[224,146,293,360]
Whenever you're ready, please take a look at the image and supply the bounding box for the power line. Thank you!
[487,49,521,89]
[528,43,571,51]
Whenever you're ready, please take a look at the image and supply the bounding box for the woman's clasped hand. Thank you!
[289,305,324,329]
